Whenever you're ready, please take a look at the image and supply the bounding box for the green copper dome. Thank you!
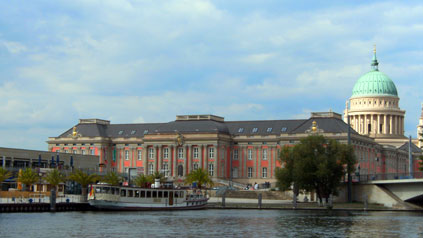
[351,50,398,98]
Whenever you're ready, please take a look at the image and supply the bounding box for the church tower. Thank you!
[344,47,407,146]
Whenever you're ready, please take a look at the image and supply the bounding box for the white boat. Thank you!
[87,184,208,211]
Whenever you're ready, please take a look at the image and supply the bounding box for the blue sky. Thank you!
[0,0,422,150]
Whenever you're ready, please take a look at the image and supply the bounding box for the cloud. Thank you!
[0,0,423,149]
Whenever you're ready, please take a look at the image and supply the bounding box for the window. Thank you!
[208,163,214,176]
[162,163,169,177]
[125,150,129,160]
[193,147,199,159]
[131,130,136,135]
[248,167,253,178]
[262,149,267,160]
[149,148,154,159]
[193,163,199,170]
[248,149,252,160]
[233,149,238,160]
[266,128,272,132]
[262,167,267,178]
[148,163,154,175]
[118,130,123,135]
[281,127,287,132]
[209,147,214,158]
[73,150,77,154]
[178,147,184,159]
[138,150,142,160]
[163,147,169,159]
[65,150,69,153]
[82,150,86,155]
[252,128,258,133]
[238,128,244,133]
[90,149,95,155]
[143,129,149,135]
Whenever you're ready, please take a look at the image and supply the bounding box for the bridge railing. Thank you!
[352,171,423,182]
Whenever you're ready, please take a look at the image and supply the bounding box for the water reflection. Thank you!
[0,210,422,238]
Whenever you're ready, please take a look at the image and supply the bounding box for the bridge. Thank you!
[343,172,423,209]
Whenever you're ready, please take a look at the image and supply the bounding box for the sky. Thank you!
[0,0,422,150]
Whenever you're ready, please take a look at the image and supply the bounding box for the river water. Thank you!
[0,209,422,238]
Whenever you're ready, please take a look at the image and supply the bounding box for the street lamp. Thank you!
[38,171,43,203]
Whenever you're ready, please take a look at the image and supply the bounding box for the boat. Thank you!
[87,182,208,211]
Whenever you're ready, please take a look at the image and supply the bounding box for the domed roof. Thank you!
[351,50,398,98]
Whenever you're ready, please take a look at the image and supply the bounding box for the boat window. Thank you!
[147,191,151,198]
[153,191,157,198]
[141,190,145,198]
[115,188,120,195]
[180,191,184,198]
[175,191,179,198]
[121,189,126,197]
[135,190,140,198]
[158,191,163,198]
[128,190,133,197]
[95,187,101,193]
[164,191,168,198]
[103,187,110,194]
[111,188,115,194]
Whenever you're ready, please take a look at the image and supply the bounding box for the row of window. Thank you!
[237,127,288,133]
[142,163,215,177]
[57,149,95,155]
[123,148,271,161]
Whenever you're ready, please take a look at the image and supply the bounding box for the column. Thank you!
[157,145,162,173]
[384,114,387,134]
[200,145,204,169]
[142,146,148,174]
[364,115,368,134]
[377,114,380,134]
[371,114,374,134]
[172,145,177,177]
[389,115,393,134]
[355,115,358,132]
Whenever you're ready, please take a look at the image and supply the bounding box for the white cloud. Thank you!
[1,40,27,54]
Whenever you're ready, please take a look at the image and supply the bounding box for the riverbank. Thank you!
[207,197,423,212]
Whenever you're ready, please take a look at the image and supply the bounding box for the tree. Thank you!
[419,156,423,171]
[133,174,151,188]
[276,135,356,205]
[149,171,166,184]
[101,171,122,186]
[44,169,66,194]
[18,168,39,191]
[68,170,99,202]
[185,169,214,189]
[0,168,12,186]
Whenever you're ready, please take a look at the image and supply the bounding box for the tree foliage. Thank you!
[185,169,214,189]
[150,171,166,183]
[18,168,39,191]
[68,169,99,201]
[101,171,122,186]
[133,174,153,188]
[44,169,66,187]
[276,135,356,203]
[0,168,12,184]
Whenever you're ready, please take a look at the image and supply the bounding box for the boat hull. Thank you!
[89,199,208,211]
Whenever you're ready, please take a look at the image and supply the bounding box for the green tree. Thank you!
[133,174,151,188]
[44,169,66,192]
[18,168,39,191]
[276,135,356,205]
[149,171,166,184]
[185,169,214,189]
[0,168,12,185]
[101,171,122,186]
[419,156,423,171]
[68,170,99,202]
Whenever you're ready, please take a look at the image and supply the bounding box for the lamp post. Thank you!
[38,170,42,203]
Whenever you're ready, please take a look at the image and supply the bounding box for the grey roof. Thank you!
[290,117,359,134]
[57,116,356,138]
[398,142,423,153]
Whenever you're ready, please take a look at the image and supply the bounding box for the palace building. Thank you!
[47,48,423,184]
